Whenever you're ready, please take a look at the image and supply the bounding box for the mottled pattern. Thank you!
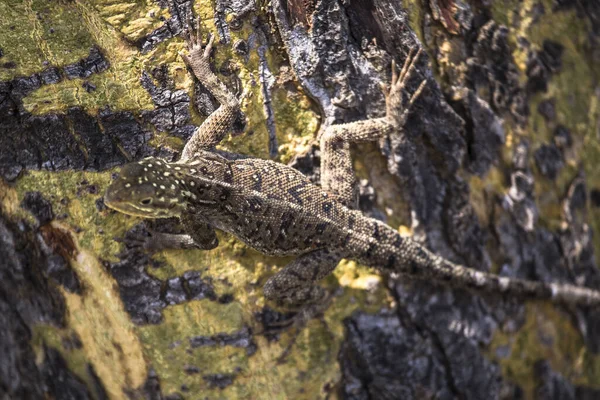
[178,18,241,161]
[105,22,600,326]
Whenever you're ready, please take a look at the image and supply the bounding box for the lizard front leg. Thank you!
[124,216,218,253]
[320,49,427,207]
[180,212,219,249]
[178,17,243,161]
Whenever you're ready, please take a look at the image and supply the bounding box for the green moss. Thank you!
[14,170,133,260]
[17,0,600,397]
[16,0,156,115]
[135,245,388,398]
[488,303,600,396]
[32,325,96,394]
[10,167,390,398]
[0,0,95,80]
[488,0,600,254]
[88,0,168,43]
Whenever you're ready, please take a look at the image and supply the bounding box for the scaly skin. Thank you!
[105,20,600,341]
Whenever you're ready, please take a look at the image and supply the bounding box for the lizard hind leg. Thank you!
[261,249,341,362]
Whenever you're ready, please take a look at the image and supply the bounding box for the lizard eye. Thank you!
[140,198,152,205]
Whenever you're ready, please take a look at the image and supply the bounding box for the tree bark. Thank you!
[1,0,600,399]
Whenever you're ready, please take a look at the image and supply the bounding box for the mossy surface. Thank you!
[0,0,95,80]
[488,303,600,398]
[486,0,600,393]
[4,0,600,397]
[9,167,387,398]
[2,1,374,397]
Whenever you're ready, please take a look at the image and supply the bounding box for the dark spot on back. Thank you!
[316,223,327,234]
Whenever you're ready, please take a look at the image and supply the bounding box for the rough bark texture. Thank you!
[1,0,600,399]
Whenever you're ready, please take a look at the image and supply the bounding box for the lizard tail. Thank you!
[374,232,600,307]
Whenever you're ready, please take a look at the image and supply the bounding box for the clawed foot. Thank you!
[178,14,215,69]
[115,223,161,253]
[256,293,335,364]
[116,223,200,253]
[383,47,428,127]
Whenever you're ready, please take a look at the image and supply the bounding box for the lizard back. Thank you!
[183,155,363,256]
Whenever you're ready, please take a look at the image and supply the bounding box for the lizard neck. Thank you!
[174,154,235,213]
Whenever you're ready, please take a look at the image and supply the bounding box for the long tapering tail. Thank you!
[365,224,600,307]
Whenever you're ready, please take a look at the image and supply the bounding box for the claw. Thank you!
[196,16,202,46]
[178,51,190,66]
[394,78,428,125]
[204,33,215,57]
[399,47,423,87]
[398,47,415,86]
[379,81,389,98]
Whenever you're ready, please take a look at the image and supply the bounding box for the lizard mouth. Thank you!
[104,188,181,218]
[105,201,157,218]
[104,189,156,218]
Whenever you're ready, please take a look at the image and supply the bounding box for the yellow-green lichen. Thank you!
[488,303,600,397]
[15,170,133,257]
[18,0,156,115]
[8,170,148,398]
[10,164,390,398]
[0,0,95,80]
[32,324,101,396]
[483,1,600,393]
[88,0,169,43]
[509,1,600,251]
[272,86,319,164]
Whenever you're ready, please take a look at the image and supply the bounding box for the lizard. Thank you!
[104,20,600,340]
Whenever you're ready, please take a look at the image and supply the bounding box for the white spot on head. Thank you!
[160,185,165,190]
[147,164,153,168]
[170,184,175,190]
[190,181,195,187]
[190,169,196,173]
[158,197,165,202]
[166,164,171,169]
[144,168,148,172]
[125,183,131,188]
[174,166,181,170]
[152,183,157,187]
[164,172,170,177]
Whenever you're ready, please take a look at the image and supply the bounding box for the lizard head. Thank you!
[104,158,188,218]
